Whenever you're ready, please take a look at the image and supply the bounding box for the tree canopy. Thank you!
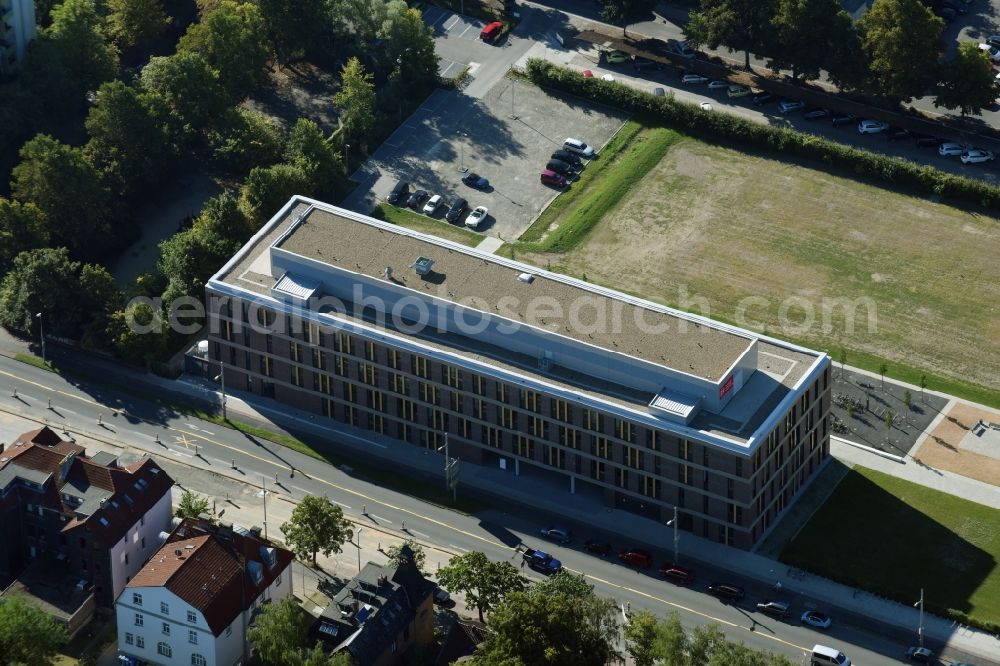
[175,490,211,518]
[333,57,376,147]
[44,0,119,101]
[139,51,231,141]
[0,199,49,278]
[105,0,170,50]
[601,0,657,37]
[766,0,858,82]
[256,0,331,63]
[178,0,271,99]
[210,108,285,175]
[435,551,526,622]
[0,596,68,666]
[856,0,944,103]
[935,41,997,115]
[686,0,777,70]
[279,495,354,565]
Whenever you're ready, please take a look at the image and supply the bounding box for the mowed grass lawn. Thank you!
[520,136,1000,398]
[782,466,1000,625]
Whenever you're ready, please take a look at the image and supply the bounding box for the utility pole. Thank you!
[215,368,227,420]
[355,528,363,573]
[262,474,268,540]
[666,506,679,564]
[439,434,460,501]
[35,312,45,364]
[915,588,925,647]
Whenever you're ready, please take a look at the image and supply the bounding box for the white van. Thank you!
[563,137,595,158]
[810,645,850,666]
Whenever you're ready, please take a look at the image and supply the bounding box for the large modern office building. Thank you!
[205,197,831,550]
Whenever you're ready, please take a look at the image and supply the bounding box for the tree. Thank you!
[158,224,241,304]
[106,300,171,365]
[84,80,175,198]
[838,348,847,378]
[935,41,998,115]
[0,596,69,666]
[44,0,119,100]
[246,597,306,666]
[386,539,426,573]
[435,551,526,622]
[885,408,895,443]
[856,0,944,103]
[471,584,619,665]
[920,374,927,402]
[707,641,796,666]
[285,118,346,199]
[256,0,331,63]
[333,57,376,147]
[379,2,439,93]
[0,249,85,338]
[686,0,777,71]
[194,190,254,241]
[139,51,231,137]
[209,108,285,175]
[903,389,912,426]
[624,610,660,666]
[11,134,115,261]
[78,263,121,350]
[533,570,593,599]
[655,611,689,666]
[175,490,211,518]
[689,624,726,665]
[178,0,271,99]
[601,0,657,38]
[878,362,888,390]
[767,0,857,82]
[106,0,170,50]
[0,199,49,277]
[239,162,313,226]
[280,495,353,565]
[331,0,388,45]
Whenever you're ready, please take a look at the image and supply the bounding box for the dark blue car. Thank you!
[462,172,489,189]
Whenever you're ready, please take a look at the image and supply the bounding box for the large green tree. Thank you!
[285,118,346,199]
[246,597,306,666]
[11,134,115,261]
[333,57,376,148]
[178,0,271,99]
[856,0,944,103]
[0,596,68,666]
[44,0,119,97]
[0,248,84,337]
[0,199,49,278]
[209,108,285,175]
[239,162,313,226]
[380,2,439,93]
[139,51,232,139]
[84,80,174,198]
[471,579,619,665]
[330,0,388,45]
[256,0,331,63]
[935,41,997,115]
[78,263,121,350]
[435,551,526,622]
[194,190,254,241]
[175,490,211,519]
[106,300,171,365]
[105,0,170,50]
[624,610,660,666]
[601,0,657,38]
[279,495,353,565]
[686,0,777,71]
[386,538,426,574]
[158,224,241,304]
[767,0,858,82]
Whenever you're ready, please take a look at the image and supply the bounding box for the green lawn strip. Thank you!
[518,119,644,244]
[15,352,58,373]
[373,203,483,247]
[521,126,680,253]
[781,466,1000,630]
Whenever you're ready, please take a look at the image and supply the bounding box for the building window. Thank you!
[516,436,534,459]
[584,409,604,432]
[389,349,400,369]
[125,633,134,646]
[411,354,429,378]
[160,602,169,615]
[443,365,462,389]
[360,363,378,386]
[187,611,197,623]
[496,383,507,403]
[498,407,514,429]
[616,468,628,488]
[134,613,144,627]
[335,355,349,377]
[473,374,484,395]
[390,373,409,395]
[157,642,172,658]
[450,391,463,412]
[545,446,563,469]
[551,399,571,422]
[519,389,539,412]
[136,636,144,649]
[290,341,301,362]
[261,355,273,377]
[336,332,353,355]
[616,419,634,443]
[292,365,303,387]
[162,622,170,636]
[481,425,501,449]
[365,340,376,361]
[592,437,611,459]
[419,382,439,405]
[192,654,207,666]
[189,630,198,644]
[625,446,643,469]
[133,592,143,606]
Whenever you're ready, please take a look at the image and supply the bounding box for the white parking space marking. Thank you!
[443,14,461,30]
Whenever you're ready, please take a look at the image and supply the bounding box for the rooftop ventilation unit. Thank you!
[411,257,434,276]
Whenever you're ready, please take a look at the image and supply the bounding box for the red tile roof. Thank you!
[128,520,293,635]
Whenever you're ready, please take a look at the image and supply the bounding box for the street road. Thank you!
[0,353,994,666]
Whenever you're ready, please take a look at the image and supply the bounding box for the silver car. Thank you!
[539,526,572,543]
[938,142,965,156]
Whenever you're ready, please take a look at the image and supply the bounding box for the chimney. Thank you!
[174,549,182,557]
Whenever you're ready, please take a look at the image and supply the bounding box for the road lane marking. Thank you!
[332,500,352,510]
[449,544,469,552]
[410,529,430,539]
[368,514,393,525]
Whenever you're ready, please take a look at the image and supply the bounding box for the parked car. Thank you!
[778,99,805,113]
[802,107,830,120]
[756,601,791,618]
[480,21,503,43]
[979,43,1000,63]
[584,540,612,556]
[939,142,965,155]
[830,113,857,127]
[406,189,429,209]
[752,91,775,105]
[422,194,442,214]
[961,148,995,163]
[633,57,661,71]
[904,646,935,663]
[801,610,832,629]
[653,87,666,96]
[727,84,752,98]
[667,38,695,59]
[618,548,652,568]
[884,126,912,141]
[987,33,1000,49]
[857,119,889,134]
[540,169,567,188]
[522,547,562,574]
[681,73,709,84]
[707,582,745,601]
[658,564,695,584]
[445,197,467,223]
[913,134,942,148]
[707,79,729,89]
[465,205,488,229]
[699,101,713,111]
[462,171,490,189]
[545,158,573,175]
[563,137,596,158]
[551,149,582,166]
[539,526,572,543]
[386,180,409,205]
[606,49,630,64]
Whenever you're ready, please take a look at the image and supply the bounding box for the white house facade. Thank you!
[109,491,173,602]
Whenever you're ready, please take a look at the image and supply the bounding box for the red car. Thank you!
[540,169,567,188]
[480,21,503,43]
[659,564,694,584]
[618,549,652,568]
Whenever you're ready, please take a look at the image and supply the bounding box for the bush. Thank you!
[524,59,1000,211]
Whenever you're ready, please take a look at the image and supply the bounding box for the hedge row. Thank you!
[524,59,1000,211]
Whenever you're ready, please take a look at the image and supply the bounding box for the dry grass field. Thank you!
[522,137,1000,393]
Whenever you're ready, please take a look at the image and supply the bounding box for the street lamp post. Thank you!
[35,312,45,364]
[458,132,468,172]
[261,474,268,540]
[915,588,925,647]
[666,506,679,564]
[214,369,227,420]
[355,528,363,573]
